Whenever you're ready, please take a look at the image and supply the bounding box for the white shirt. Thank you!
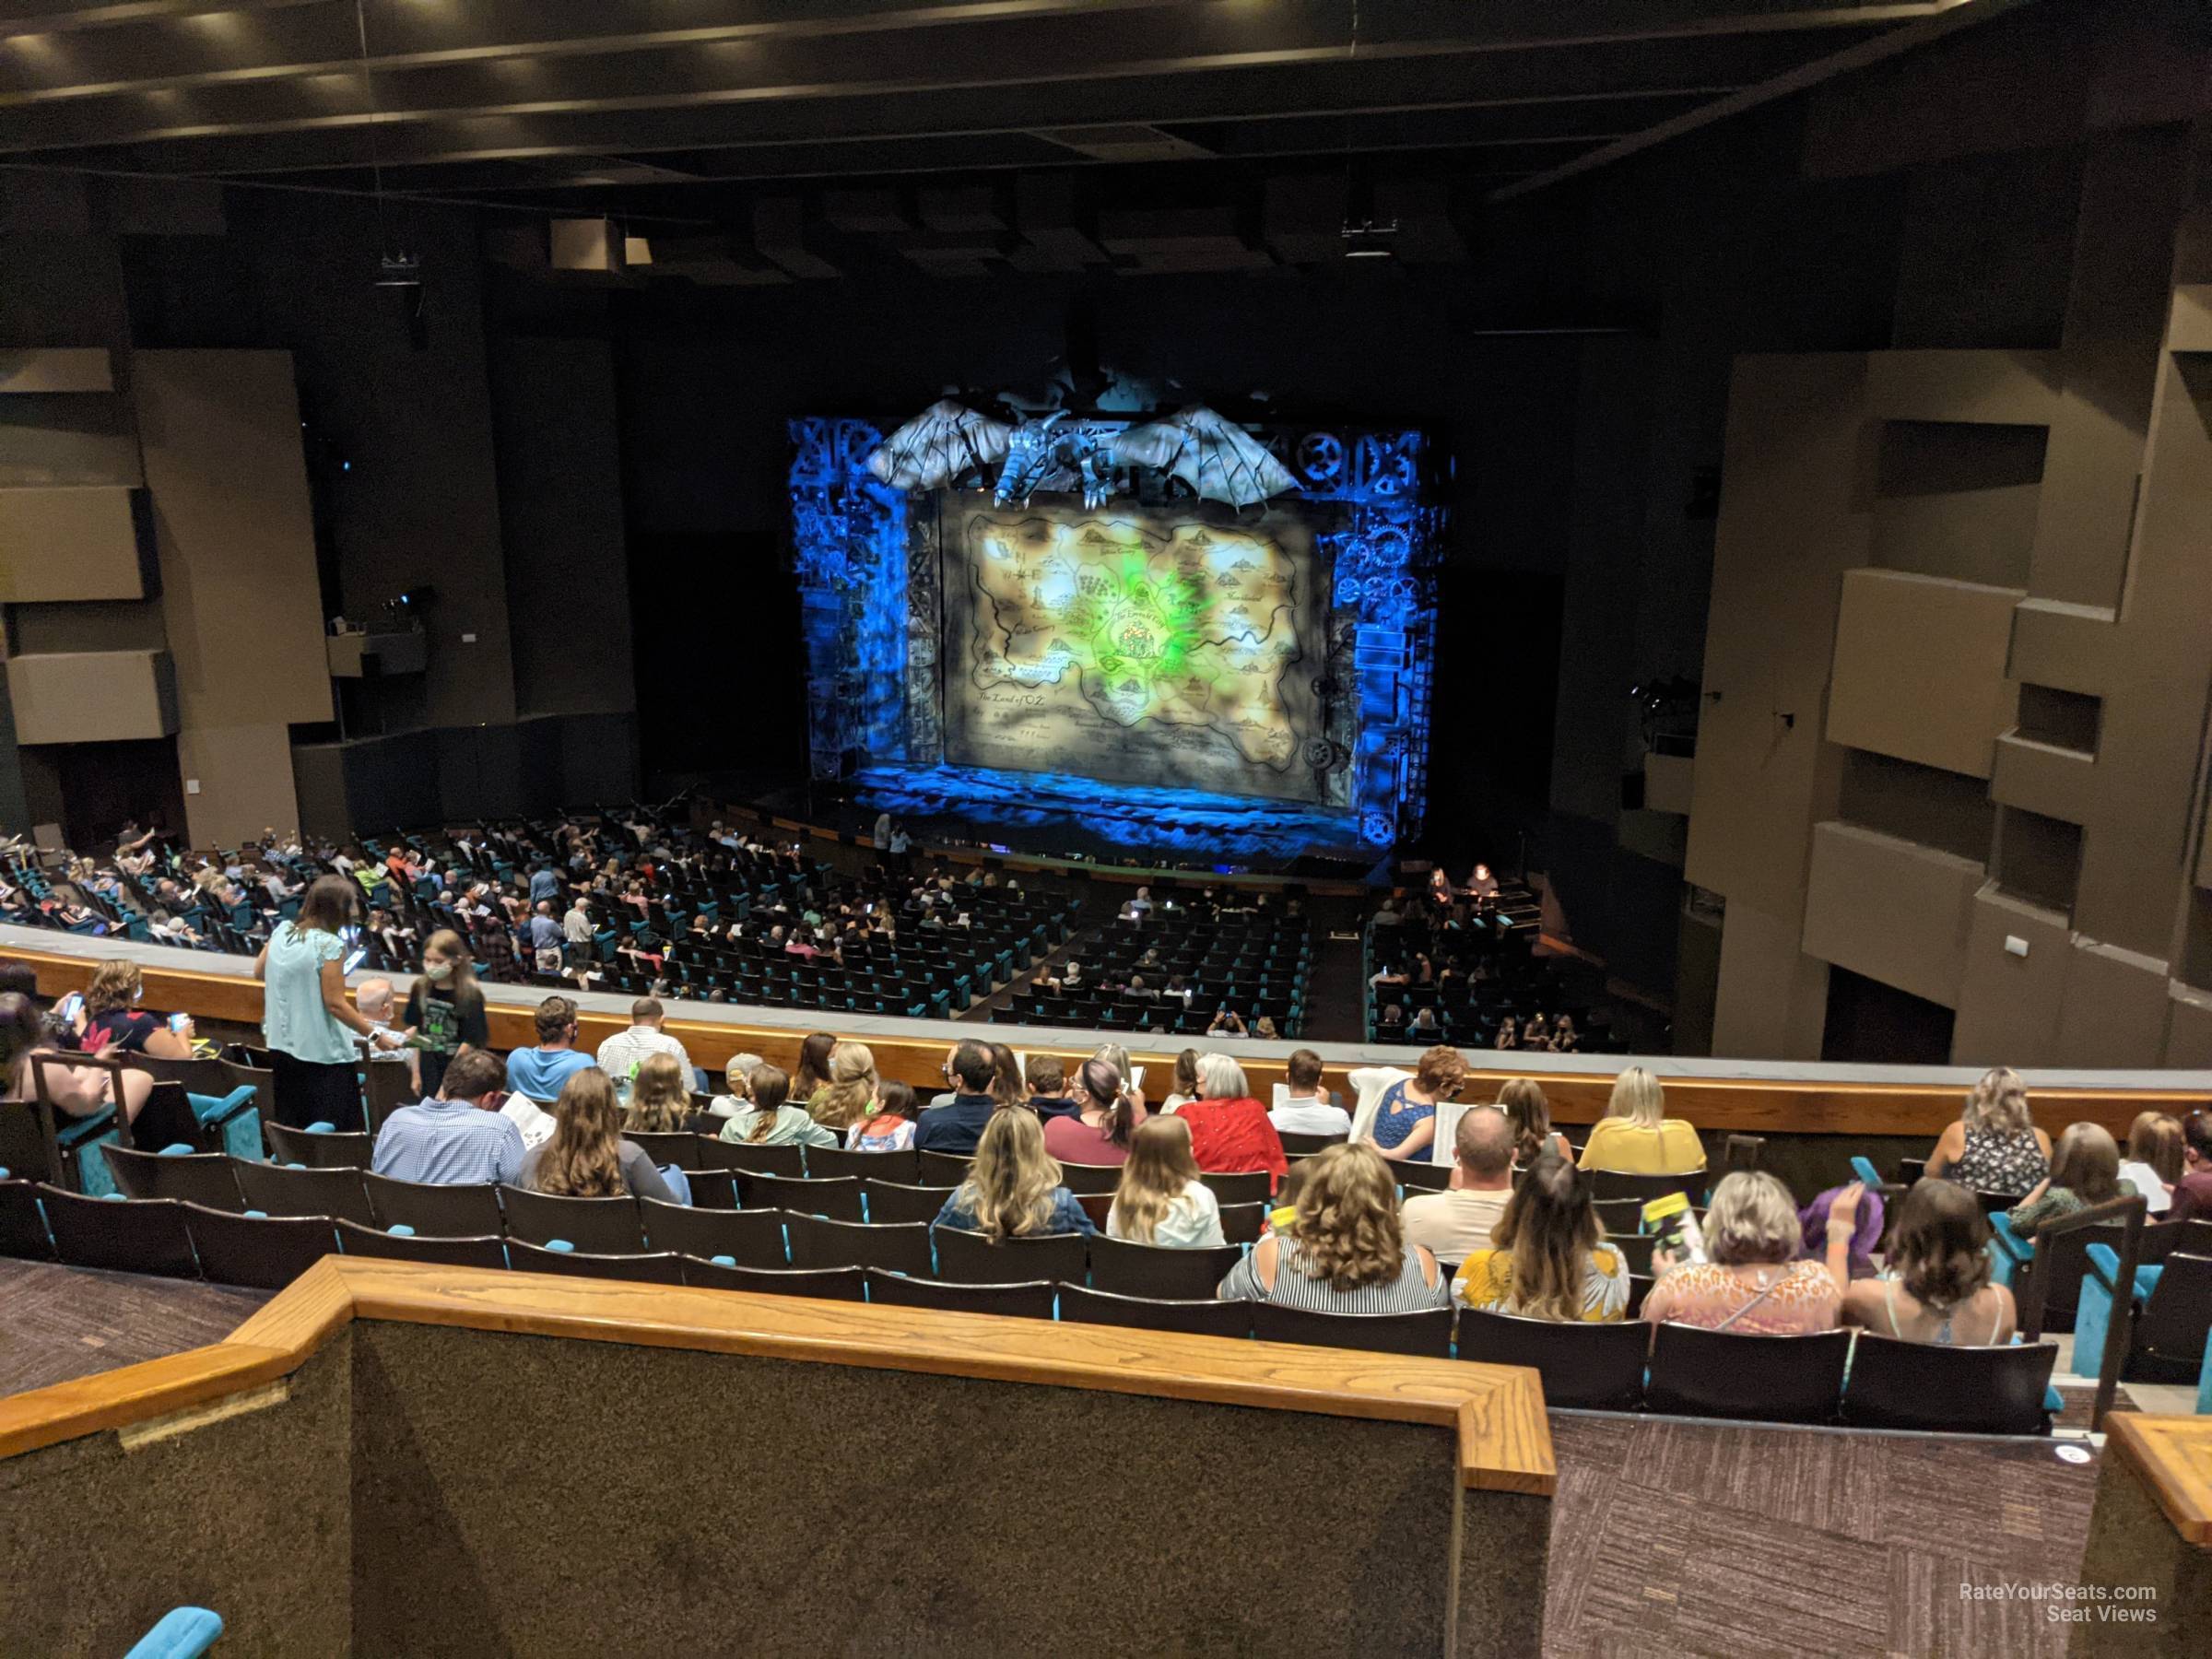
[595,1024,694,1087]
[1108,1180,1225,1248]
[1270,1096,1353,1136]
[500,1095,557,1150]
[563,907,594,943]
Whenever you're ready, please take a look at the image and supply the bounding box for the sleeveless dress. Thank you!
[1370,1081,1435,1155]
[1945,1125,2047,1193]
[1880,1276,2003,1347]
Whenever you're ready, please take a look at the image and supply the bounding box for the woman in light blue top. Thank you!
[254,875,394,1131]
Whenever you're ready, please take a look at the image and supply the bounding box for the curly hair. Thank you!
[1889,1178,1992,1316]
[529,1068,628,1197]
[1412,1045,1468,1097]
[1287,1143,1406,1291]
[1963,1066,2032,1135]
[81,959,143,1017]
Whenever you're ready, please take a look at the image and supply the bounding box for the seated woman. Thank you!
[845,1077,918,1154]
[1500,1078,1572,1167]
[0,991,153,1124]
[1454,1152,1630,1322]
[1107,1116,1226,1248]
[76,960,196,1060]
[1158,1048,1202,1112]
[2119,1111,2184,1215]
[1641,1171,1840,1334]
[1043,1057,1144,1167]
[931,1107,1096,1240]
[811,1041,911,1149]
[1172,1053,1288,1184]
[1828,1179,2015,1345]
[1578,1066,1704,1175]
[1924,1065,2051,1195]
[2006,1122,2131,1240]
[520,1067,677,1202]
[1493,1016,1518,1052]
[622,1051,719,1135]
[1217,1143,1450,1312]
[718,1064,839,1148]
[1360,1044,1469,1164]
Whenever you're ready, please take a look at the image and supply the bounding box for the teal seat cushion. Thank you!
[125,1606,224,1659]
[187,1085,262,1162]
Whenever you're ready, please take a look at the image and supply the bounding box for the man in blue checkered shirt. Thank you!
[371,1048,525,1186]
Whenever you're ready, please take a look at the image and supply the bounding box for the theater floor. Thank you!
[1,1259,2109,1655]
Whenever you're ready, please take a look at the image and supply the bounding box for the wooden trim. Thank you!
[0,1257,1555,1495]
[11,944,2202,1138]
[2106,1415,2212,1549]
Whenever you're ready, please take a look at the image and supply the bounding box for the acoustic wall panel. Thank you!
[1826,569,2021,779]
[0,486,147,601]
[0,347,113,394]
[1801,821,1981,1010]
[4,649,175,744]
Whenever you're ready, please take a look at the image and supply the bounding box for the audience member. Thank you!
[520,1067,677,1201]
[1159,1048,1201,1112]
[931,1106,1095,1240]
[1217,1143,1449,1312]
[708,1053,760,1120]
[1043,1056,1144,1167]
[256,875,394,1130]
[1642,1171,1840,1333]
[1924,1066,2051,1194]
[371,1048,524,1186]
[1400,1105,1516,1264]
[1830,1180,2015,1346]
[0,990,153,1124]
[77,961,195,1059]
[986,1042,1027,1109]
[1360,1044,1469,1163]
[505,995,596,1104]
[2171,1111,2212,1222]
[1269,1048,1350,1137]
[1207,1006,1248,1038]
[623,1051,716,1135]
[810,1041,892,1143]
[850,1077,919,1152]
[2119,1111,2183,1214]
[1500,1078,1571,1166]
[403,930,489,1100]
[718,1063,835,1147]
[1107,1116,1224,1246]
[914,1041,997,1154]
[791,1031,839,1105]
[1578,1066,1703,1175]
[1453,1152,1630,1321]
[1023,1053,1080,1121]
[594,997,695,1095]
[1172,1053,1288,1183]
[2006,1122,2130,1239]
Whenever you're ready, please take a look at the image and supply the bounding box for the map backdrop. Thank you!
[941,503,1327,803]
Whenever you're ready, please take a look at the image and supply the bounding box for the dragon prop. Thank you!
[865,400,1296,510]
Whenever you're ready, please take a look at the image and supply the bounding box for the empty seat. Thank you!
[1454,1310,1653,1409]
[1198,1170,1274,1206]
[510,1241,686,1285]
[1644,1324,1851,1424]
[805,1145,921,1183]
[640,1201,788,1267]
[0,1177,55,1259]
[265,1123,373,1170]
[1217,1202,1265,1246]
[680,1258,865,1300]
[42,1186,199,1278]
[497,1186,646,1253]
[915,1149,975,1185]
[103,1145,243,1212]
[364,1172,506,1237]
[183,1204,337,1290]
[862,1180,957,1226]
[2129,1251,2212,1379]
[684,1167,738,1209]
[623,1130,707,1168]
[696,1140,806,1176]
[933,1228,1088,1286]
[737,1171,862,1221]
[865,1269,1055,1320]
[1058,1284,1252,1338]
[785,1214,933,1276]
[1251,1302,1453,1358]
[1087,1236,1242,1300]
[335,1218,508,1269]
[1053,1160,1123,1196]
[1841,1333,2057,1434]
[233,1159,377,1226]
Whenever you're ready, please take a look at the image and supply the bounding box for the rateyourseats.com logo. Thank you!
[1959,1583,2159,1626]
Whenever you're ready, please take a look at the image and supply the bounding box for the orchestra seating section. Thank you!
[1366,903,1619,1052]
[1000,911,1312,1036]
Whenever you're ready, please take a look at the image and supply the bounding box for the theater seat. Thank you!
[933,1228,1087,1286]
[805,1145,921,1183]
[103,1145,244,1212]
[1058,1284,1252,1338]
[0,1176,56,1259]
[1086,1236,1242,1300]
[783,1213,932,1276]
[736,1171,862,1221]
[1841,1333,2057,1434]
[264,1124,372,1170]
[858,1179,957,1226]
[182,1205,338,1290]
[1251,1302,1453,1358]
[1454,1310,1652,1409]
[498,1186,646,1253]
[233,1160,376,1227]
[865,1269,1055,1320]
[363,1173,506,1238]
[335,1218,508,1269]
[1644,1324,1850,1424]
[42,1186,200,1278]
[640,1201,788,1266]
[510,1241,686,1285]
[679,1257,864,1300]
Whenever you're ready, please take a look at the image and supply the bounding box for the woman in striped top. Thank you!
[1217,1143,1450,1312]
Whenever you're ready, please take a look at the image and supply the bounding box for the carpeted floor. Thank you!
[0,1260,2105,1654]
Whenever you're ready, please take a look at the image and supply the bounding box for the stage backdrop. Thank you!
[941,503,1326,803]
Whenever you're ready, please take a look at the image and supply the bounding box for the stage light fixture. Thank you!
[1340,218,1400,259]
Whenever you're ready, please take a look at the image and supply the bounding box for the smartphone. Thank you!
[58,991,84,1023]
[343,947,368,973]
[167,1011,192,1035]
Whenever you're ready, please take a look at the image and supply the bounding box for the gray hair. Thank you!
[1195,1052,1249,1100]
[1701,1171,1799,1266]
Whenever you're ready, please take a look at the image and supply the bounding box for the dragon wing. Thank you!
[865,399,1012,490]
[1111,406,1297,508]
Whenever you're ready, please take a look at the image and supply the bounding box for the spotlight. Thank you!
[396,585,438,610]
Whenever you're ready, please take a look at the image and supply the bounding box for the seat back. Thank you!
[510,1241,686,1284]
[182,1205,337,1290]
[2134,1252,2212,1364]
[679,1258,864,1300]
[1590,1169,1704,1206]
[784,1214,933,1276]
[1392,1162,1452,1194]
[864,1269,1055,1319]
[103,1145,243,1212]
[860,1180,957,1226]
[496,1185,646,1253]
[915,1148,975,1184]
[233,1159,377,1226]
[1841,1333,2057,1434]
[264,1122,373,1170]
[933,1227,1088,1286]
[736,1171,862,1221]
[805,1145,921,1184]
[363,1172,505,1237]
[0,1098,70,1189]
[695,1139,805,1176]
[1200,1169,1274,1206]
[1086,1236,1241,1300]
[335,1218,508,1269]
[1058,1284,1253,1338]
[41,1186,199,1277]
[359,1059,416,1134]
[1250,1301,1453,1357]
[1453,1310,1653,1409]
[0,1177,55,1259]
[1644,1324,1851,1423]
[1276,1130,1347,1157]
[622,1130,702,1168]
[1217,1202,1265,1245]
[684,1167,737,1209]
[639,1201,789,1267]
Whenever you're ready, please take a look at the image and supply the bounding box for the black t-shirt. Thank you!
[84,1007,161,1053]
[403,981,488,1056]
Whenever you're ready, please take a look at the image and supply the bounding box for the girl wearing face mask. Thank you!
[403,929,489,1099]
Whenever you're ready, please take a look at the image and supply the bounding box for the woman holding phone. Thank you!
[254,875,398,1131]
[76,960,196,1059]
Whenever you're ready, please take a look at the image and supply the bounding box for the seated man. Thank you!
[1024,1053,1080,1121]
[1399,1106,1516,1265]
[915,1041,998,1154]
[1270,1049,1351,1136]
[355,976,420,1091]
[371,1048,525,1185]
[505,994,594,1103]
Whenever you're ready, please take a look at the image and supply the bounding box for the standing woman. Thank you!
[402,929,488,1100]
[254,875,395,1130]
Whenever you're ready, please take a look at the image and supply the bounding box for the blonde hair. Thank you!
[2127,1112,2185,1185]
[954,1108,1066,1241]
[1701,1171,1798,1265]
[1606,1065,1665,1131]
[1112,1117,1202,1243]
[623,1052,691,1134]
[82,959,143,1016]
[810,1041,880,1131]
[530,1069,628,1198]
[1286,1143,1406,1291]
[2049,1121,2122,1205]
[1963,1067,2032,1136]
[1490,1153,1601,1321]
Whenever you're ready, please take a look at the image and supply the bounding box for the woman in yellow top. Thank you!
[1454,1152,1630,1321]
[1577,1066,1704,1175]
